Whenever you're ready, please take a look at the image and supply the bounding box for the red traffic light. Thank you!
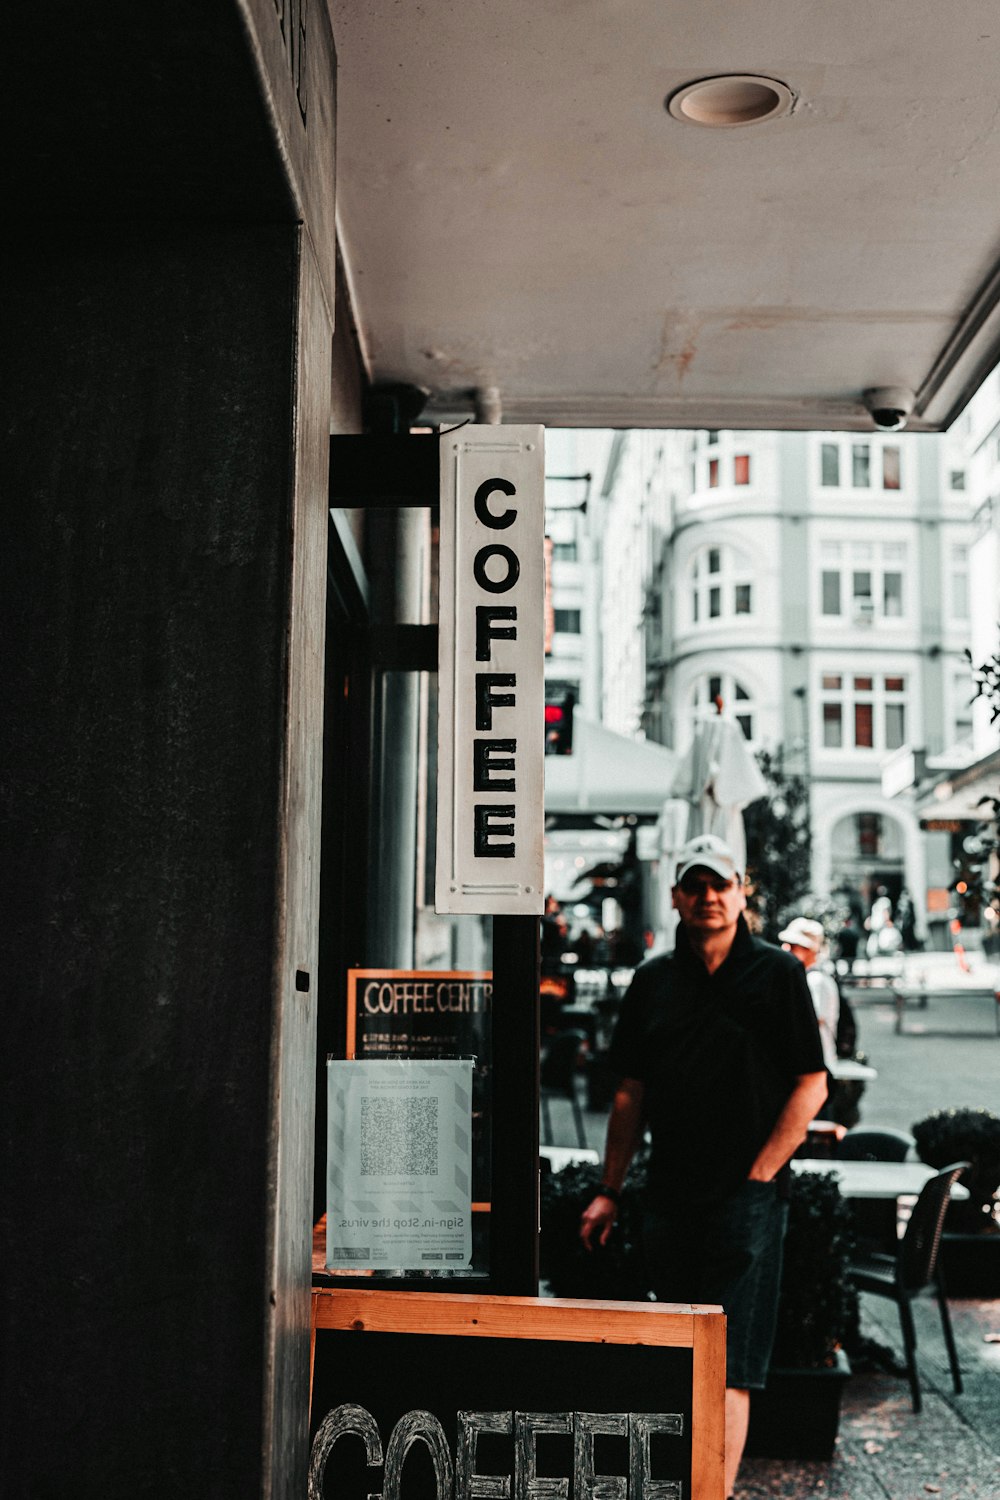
[544,693,575,753]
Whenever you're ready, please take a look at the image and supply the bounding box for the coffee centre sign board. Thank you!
[436,426,545,916]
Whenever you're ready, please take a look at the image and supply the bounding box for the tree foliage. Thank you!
[743,747,813,943]
[964,643,1000,934]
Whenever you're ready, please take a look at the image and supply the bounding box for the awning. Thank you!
[915,746,1000,824]
[543,715,678,816]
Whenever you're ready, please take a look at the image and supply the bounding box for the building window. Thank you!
[708,457,719,488]
[734,453,751,486]
[817,539,908,623]
[852,443,871,488]
[553,608,581,634]
[950,543,970,619]
[951,668,974,746]
[882,446,901,490]
[551,540,578,562]
[857,813,881,856]
[818,671,908,751]
[688,544,755,626]
[949,469,966,491]
[816,436,906,491]
[691,673,755,740]
[883,571,903,617]
[821,443,840,487]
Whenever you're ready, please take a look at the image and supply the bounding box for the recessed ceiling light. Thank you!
[666,74,794,128]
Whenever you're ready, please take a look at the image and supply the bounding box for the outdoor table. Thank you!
[892,985,1000,1037]
[539,1144,600,1173]
[828,1057,877,1081]
[792,1158,969,1200]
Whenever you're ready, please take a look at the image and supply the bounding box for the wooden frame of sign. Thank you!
[310,1288,726,1500]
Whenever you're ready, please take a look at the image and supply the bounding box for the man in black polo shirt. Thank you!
[580,833,827,1499]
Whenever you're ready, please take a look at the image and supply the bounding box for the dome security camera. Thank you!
[862,386,915,432]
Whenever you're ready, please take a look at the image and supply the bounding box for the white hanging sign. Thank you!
[435,426,545,915]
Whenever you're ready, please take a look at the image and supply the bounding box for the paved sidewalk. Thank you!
[844,954,999,1135]
[739,1293,1000,1499]
[566,953,1000,1500]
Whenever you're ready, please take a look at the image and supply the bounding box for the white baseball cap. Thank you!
[777,916,826,952]
[674,834,742,885]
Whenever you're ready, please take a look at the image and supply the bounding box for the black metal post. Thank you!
[490,913,541,1294]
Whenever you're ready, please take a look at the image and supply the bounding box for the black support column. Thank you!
[2,6,338,1496]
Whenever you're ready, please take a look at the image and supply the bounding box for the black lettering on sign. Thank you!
[457,1411,513,1500]
[476,606,518,661]
[475,674,516,731]
[515,1412,572,1500]
[474,806,516,858]
[474,546,520,594]
[474,478,518,530]
[384,1410,454,1500]
[473,740,517,792]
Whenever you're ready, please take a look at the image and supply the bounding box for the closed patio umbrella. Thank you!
[653,714,766,951]
[667,712,767,877]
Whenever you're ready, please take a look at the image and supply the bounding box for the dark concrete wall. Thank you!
[0,225,301,1495]
[1,4,342,1493]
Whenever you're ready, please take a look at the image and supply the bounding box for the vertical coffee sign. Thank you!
[436,427,544,915]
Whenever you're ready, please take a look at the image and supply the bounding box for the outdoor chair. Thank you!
[836,1127,917,1251]
[540,1028,588,1149]
[848,1161,969,1413]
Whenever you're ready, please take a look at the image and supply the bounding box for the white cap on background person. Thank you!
[777,916,826,952]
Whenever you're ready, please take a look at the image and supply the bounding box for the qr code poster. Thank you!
[326,1059,473,1271]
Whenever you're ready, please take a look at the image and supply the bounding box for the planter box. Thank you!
[939,1232,1000,1297]
[745,1349,851,1461]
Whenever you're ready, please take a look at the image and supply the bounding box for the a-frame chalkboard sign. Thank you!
[310,1289,726,1500]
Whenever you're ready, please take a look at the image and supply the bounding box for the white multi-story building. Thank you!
[598,427,976,940]
[956,371,1000,756]
[891,375,1000,944]
[542,429,612,718]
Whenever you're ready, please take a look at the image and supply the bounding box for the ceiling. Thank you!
[328,2,1000,432]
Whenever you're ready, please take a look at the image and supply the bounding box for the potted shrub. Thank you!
[745,1171,856,1461]
[539,1154,650,1301]
[541,1162,856,1461]
[911,1107,1000,1295]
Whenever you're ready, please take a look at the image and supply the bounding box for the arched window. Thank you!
[689,544,754,625]
[691,673,755,741]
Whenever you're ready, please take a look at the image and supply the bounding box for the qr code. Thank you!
[360,1096,439,1176]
